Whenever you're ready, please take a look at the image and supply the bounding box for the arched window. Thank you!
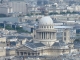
[44,26,46,28]
[20,52,23,56]
[28,52,30,56]
[17,52,19,55]
[32,53,34,56]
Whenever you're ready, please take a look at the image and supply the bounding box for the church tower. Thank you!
[63,29,70,44]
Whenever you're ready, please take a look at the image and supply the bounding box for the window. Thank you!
[24,52,27,55]
[32,53,34,56]
[64,32,66,36]
[17,52,19,55]
[44,26,46,28]
[64,37,66,40]
[28,52,30,56]
[20,52,23,56]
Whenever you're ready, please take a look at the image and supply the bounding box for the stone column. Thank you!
[44,32,45,39]
[50,32,51,39]
[41,32,42,39]
[53,33,55,39]
[42,32,44,39]
[45,32,47,39]
[19,52,21,56]
[30,52,32,56]
[26,52,28,56]
[34,53,36,56]
[54,33,56,39]
[46,32,48,39]
[36,33,38,39]
[39,32,40,39]
[52,32,54,39]
[43,32,44,39]
[47,32,49,39]
[51,32,52,39]
[37,33,39,39]
[17,52,19,56]
[51,32,53,39]
[48,32,50,39]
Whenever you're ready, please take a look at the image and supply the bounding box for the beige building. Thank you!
[0,48,6,56]
[0,37,15,56]
[34,16,56,46]
[15,16,75,57]
[0,16,75,57]
[33,16,74,57]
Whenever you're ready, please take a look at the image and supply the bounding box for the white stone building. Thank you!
[0,16,75,57]
[34,16,56,46]
[32,16,74,56]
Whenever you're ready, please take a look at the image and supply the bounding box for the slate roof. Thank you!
[52,42,61,47]
[74,42,80,49]
[25,42,45,49]
[7,36,33,40]
[52,41,66,47]
[25,42,37,48]
[34,43,45,47]
[59,40,66,46]
[10,42,16,46]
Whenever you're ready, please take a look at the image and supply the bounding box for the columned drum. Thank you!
[34,16,57,46]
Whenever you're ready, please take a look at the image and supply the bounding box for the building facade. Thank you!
[8,0,27,15]
[33,16,74,57]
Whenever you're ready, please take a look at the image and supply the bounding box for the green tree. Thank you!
[0,14,7,17]
[5,24,14,30]
[16,26,29,33]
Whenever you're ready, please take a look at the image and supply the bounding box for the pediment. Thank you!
[16,45,34,52]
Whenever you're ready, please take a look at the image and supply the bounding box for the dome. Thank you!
[39,16,53,25]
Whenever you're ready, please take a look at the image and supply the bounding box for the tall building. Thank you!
[8,0,27,15]
[0,4,12,15]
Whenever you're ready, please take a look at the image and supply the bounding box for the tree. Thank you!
[16,26,29,33]
[5,24,14,30]
[0,14,7,17]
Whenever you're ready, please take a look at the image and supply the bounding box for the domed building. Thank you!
[15,16,75,58]
[33,16,73,57]
[34,16,56,46]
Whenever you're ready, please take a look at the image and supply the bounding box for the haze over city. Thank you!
[0,0,80,60]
